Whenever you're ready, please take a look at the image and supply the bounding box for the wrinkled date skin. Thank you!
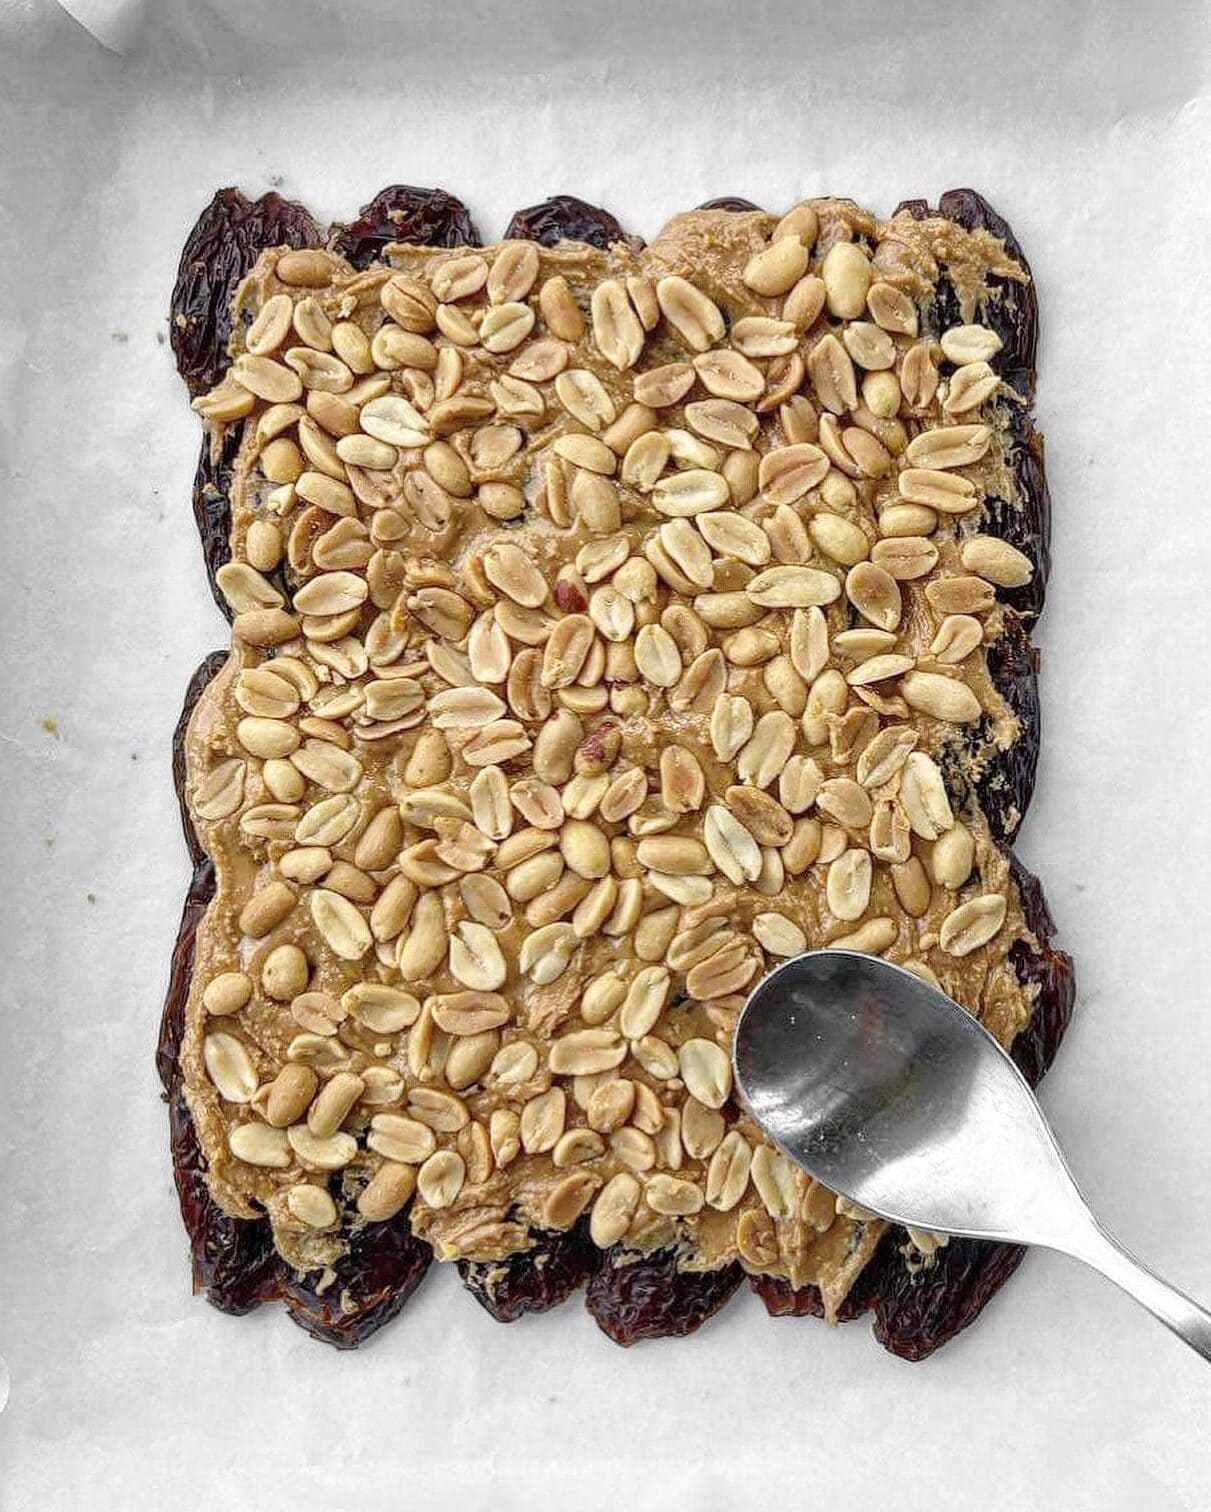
[458,1223,598,1321]
[585,1250,745,1346]
[754,852,1074,1359]
[505,195,633,251]
[192,431,242,621]
[158,650,227,1091]
[1009,854,1077,1091]
[976,611,1041,843]
[330,185,481,268]
[172,191,321,610]
[171,188,322,397]
[156,857,215,1096]
[910,188,1048,839]
[939,605,1040,846]
[168,1086,284,1315]
[280,1216,433,1349]
[941,629,1037,846]
[697,196,765,213]
[983,409,1051,620]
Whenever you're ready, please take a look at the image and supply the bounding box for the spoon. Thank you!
[733,949,1211,1362]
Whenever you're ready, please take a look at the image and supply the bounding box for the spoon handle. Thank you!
[1071,1224,1211,1363]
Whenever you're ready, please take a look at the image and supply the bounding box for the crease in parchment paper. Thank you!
[44,0,1211,121]
[55,0,146,54]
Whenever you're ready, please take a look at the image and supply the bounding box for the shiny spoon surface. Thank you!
[733,949,1211,1362]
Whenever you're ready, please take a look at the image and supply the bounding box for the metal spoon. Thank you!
[733,949,1211,1362]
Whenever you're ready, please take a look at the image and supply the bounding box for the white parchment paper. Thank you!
[2,1,1210,1506]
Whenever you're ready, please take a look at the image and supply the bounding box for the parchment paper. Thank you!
[2,1,1210,1507]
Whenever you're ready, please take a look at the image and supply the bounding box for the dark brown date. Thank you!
[749,1270,877,1323]
[162,867,432,1342]
[976,610,1041,844]
[168,1086,283,1315]
[329,185,481,268]
[586,1250,744,1346]
[893,193,1047,609]
[172,190,320,606]
[981,408,1051,619]
[1009,853,1077,1091]
[504,195,632,251]
[171,188,321,396]
[697,196,764,213]
[937,188,1037,386]
[458,1223,598,1321]
[281,1215,433,1349]
[901,196,1049,839]
[867,1233,1028,1362]
[939,613,1038,845]
[156,858,214,1097]
[191,429,241,620]
[163,649,283,1315]
[160,651,225,1093]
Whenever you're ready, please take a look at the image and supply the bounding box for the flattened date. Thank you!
[169,1087,283,1315]
[171,188,321,395]
[586,1250,743,1346]
[330,185,481,267]
[982,409,1051,619]
[458,1223,597,1321]
[1009,853,1077,1090]
[505,195,631,251]
[697,196,764,213]
[976,610,1041,843]
[281,1216,433,1348]
[191,429,242,619]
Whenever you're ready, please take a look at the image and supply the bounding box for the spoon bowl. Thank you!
[733,949,1211,1362]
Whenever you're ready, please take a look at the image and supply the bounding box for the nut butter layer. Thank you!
[168,187,1069,1351]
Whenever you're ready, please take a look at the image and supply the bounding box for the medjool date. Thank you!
[156,859,213,1097]
[977,610,1041,842]
[981,409,1051,618]
[868,1234,1028,1361]
[171,188,321,396]
[586,1251,743,1345]
[169,1087,283,1315]
[504,195,631,251]
[281,1215,432,1348]
[937,187,1037,384]
[330,185,480,266]
[697,196,764,212]
[191,430,241,618]
[163,649,433,1342]
[458,1223,598,1321]
[1009,853,1077,1090]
